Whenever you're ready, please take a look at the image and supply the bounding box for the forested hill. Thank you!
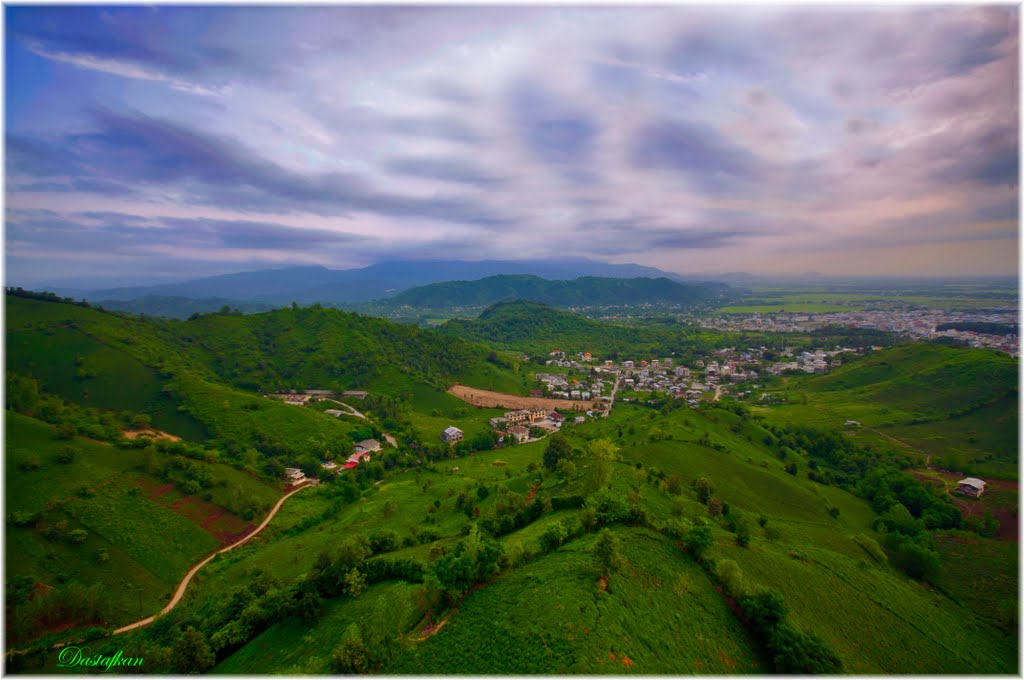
[438,300,707,357]
[381,274,729,309]
[170,303,522,394]
[6,291,523,397]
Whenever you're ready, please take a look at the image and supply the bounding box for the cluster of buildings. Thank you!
[700,309,1018,356]
[535,372,609,401]
[279,438,386,485]
[765,348,852,375]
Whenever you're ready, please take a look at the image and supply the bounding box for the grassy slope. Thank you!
[6,298,206,439]
[116,402,1017,675]
[763,342,1018,477]
[4,412,279,634]
[388,527,764,674]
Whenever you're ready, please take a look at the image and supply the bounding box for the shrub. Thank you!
[767,622,843,673]
[684,520,714,562]
[368,529,401,554]
[592,529,624,578]
[693,476,714,504]
[67,529,88,544]
[56,447,76,464]
[852,534,887,564]
[331,624,369,673]
[539,522,567,553]
[716,559,745,598]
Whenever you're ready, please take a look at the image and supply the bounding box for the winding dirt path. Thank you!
[112,482,315,635]
[324,399,366,419]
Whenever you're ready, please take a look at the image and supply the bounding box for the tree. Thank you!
[684,521,714,562]
[584,439,617,494]
[592,529,623,579]
[543,435,573,470]
[693,476,714,504]
[555,458,577,482]
[331,624,369,673]
[170,627,215,674]
[343,568,367,598]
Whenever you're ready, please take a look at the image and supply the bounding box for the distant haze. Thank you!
[5,6,1019,284]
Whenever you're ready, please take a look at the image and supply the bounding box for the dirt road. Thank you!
[325,399,366,419]
[448,385,592,412]
[112,482,315,635]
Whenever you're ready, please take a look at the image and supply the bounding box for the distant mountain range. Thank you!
[52,258,686,307]
[94,296,276,318]
[381,274,730,309]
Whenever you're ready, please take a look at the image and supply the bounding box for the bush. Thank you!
[693,476,714,504]
[170,627,215,674]
[852,534,887,564]
[592,528,624,578]
[716,559,745,598]
[67,529,88,544]
[888,536,940,582]
[767,622,843,673]
[368,529,401,555]
[539,522,567,553]
[684,521,714,562]
[331,624,369,673]
[56,447,76,464]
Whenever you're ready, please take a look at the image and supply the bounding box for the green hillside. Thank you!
[4,411,279,644]
[6,292,529,464]
[439,300,703,357]
[5,293,1016,675]
[42,401,1010,676]
[761,343,1019,477]
[383,274,729,309]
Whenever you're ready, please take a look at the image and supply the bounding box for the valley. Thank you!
[4,287,1018,675]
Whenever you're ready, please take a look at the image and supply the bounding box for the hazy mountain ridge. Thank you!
[46,258,687,306]
[379,274,730,309]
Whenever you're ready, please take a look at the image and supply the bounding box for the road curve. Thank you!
[113,482,315,635]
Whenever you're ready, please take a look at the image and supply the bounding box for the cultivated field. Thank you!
[448,384,593,411]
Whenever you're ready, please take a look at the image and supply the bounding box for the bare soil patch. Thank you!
[122,428,181,442]
[448,384,594,411]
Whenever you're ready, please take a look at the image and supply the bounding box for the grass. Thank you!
[6,323,206,440]
[386,526,765,674]
[213,582,424,674]
[932,532,1018,634]
[717,303,861,314]
[760,343,1018,475]
[64,478,220,584]
[4,412,280,639]
[716,540,1015,673]
[724,290,1017,312]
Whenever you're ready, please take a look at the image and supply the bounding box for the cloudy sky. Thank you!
[5,5,1019,286]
